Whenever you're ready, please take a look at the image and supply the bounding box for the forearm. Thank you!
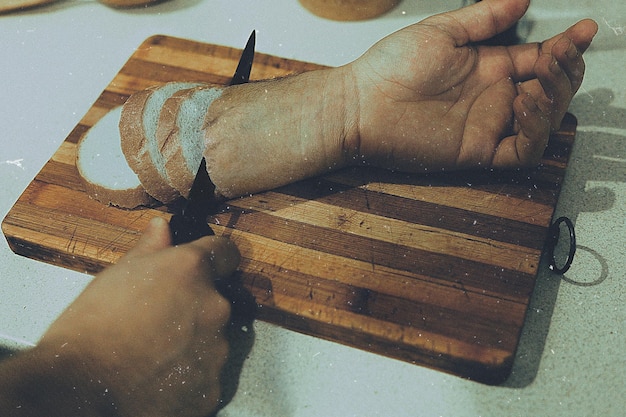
[203,65,359,199]
[0,345,117,417]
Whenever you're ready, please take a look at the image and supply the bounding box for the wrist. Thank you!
[280,64,361,170]
[0,344,119,417]
[335,63,362,165]
[324,64,362,166]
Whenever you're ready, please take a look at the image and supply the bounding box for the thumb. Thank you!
[125,216,173,259]
[429,0,529,46]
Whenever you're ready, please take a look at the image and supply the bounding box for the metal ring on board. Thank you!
[547,216,576,274]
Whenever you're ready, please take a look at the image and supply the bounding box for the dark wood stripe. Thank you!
[96,90,129,109]
[65,123,90,144]
[36,160,83,191]
[3,232,108,275]
[241,259,521,350]
[323,164,566,211]
[213,208,536,302]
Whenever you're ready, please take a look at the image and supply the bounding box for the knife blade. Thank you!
[229,30,256,86]
[170,30,256,245]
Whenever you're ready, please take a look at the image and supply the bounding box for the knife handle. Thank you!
[169,213,214,245]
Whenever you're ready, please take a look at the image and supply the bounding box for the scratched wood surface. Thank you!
[1,35,577,384]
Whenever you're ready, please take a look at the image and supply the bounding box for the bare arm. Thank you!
[0,217,240,417]
[0,347,118,416]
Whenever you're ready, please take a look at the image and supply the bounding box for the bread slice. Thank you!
[120,81,202,203]
[157,85,224,198]
[76,106,156,208]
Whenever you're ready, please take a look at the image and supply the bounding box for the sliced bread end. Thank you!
[77,106,156,208]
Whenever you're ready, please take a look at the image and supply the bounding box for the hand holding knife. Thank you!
[169,31,256,245]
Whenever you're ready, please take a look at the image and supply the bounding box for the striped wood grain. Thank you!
[1,35,577,384]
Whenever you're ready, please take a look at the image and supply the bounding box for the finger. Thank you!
[426,0,529,46]
[188,236,241,280]
[492,93,550,168]
[508,19,597,82]
[125,216,173,259]
[532,30,591,130]
[562,18,598,54]
[533,46,574,129]
[552,35,586,94]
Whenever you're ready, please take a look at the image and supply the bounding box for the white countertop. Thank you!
[1,0,624,415]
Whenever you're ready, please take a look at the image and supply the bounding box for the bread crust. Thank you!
[78,175,157,208]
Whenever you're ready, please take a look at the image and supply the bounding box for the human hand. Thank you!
[348,0,598,171]
[38,217,241,417]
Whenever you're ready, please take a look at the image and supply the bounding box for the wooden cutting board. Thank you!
[2,35,577,384]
